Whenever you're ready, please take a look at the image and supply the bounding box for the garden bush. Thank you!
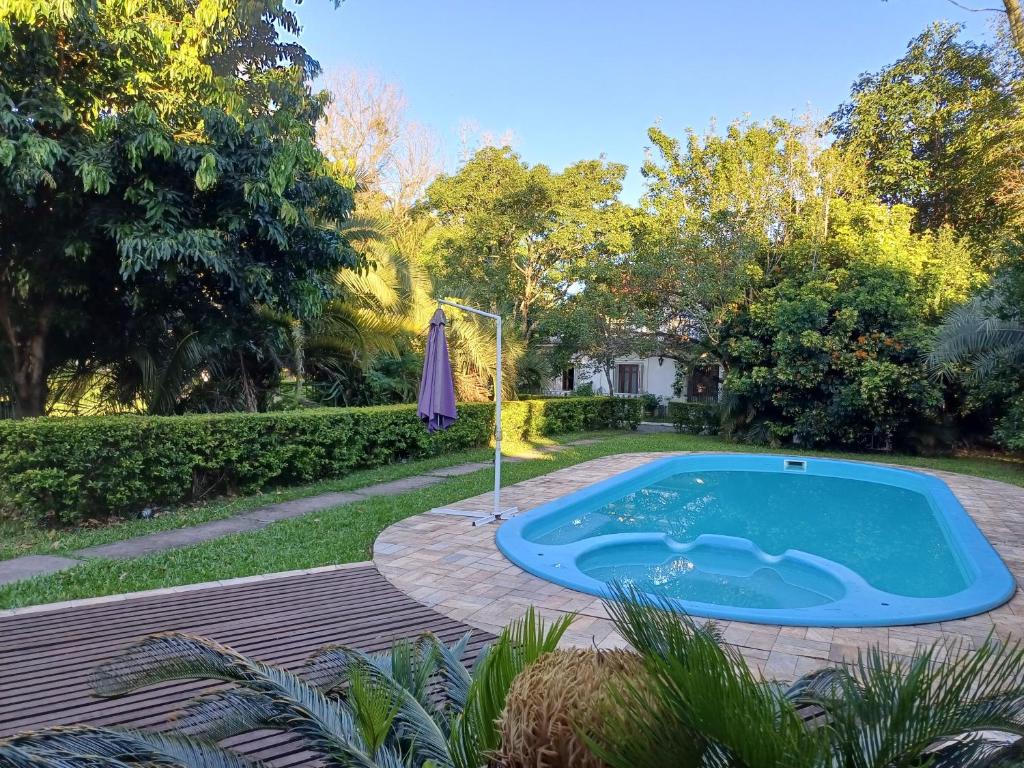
[669,402,719,434]
[0,397,641,525]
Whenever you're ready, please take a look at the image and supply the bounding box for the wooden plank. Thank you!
[1,589,448,681]
[0,568,386,648]
[0,567,496,767]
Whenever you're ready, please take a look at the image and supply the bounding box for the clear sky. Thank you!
[294,0,999,201]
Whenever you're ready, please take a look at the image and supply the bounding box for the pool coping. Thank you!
[374,452,1024,681]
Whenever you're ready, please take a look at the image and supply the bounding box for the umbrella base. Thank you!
[428,506,519,526]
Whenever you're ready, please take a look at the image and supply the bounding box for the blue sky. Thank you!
[295,0,998,201]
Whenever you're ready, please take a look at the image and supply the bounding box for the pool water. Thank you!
[495,455,1015,627]
[532,471,967,599]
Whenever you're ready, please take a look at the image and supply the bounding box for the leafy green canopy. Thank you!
[424,147,628,346]
[832,22,1017,251]
[0,0,356,417]
[630,115,982,451]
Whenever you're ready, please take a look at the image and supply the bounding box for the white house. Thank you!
[544,355,722,406]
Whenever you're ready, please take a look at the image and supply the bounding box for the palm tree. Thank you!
[308,211,521,405]
[0,609,571,768]
[589,586,1024,768]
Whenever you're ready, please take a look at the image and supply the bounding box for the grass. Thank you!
[1,430,1021,610]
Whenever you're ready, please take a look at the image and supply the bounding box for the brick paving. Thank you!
[375,452,1024,682]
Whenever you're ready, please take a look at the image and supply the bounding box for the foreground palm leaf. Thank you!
[449,609,574,768]
[0,726,257,767]
[1,608,570,768]
[797,639,1024,768]
[592,585,827,768]
[594,585,1024,768]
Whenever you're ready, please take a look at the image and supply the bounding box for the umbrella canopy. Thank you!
[418,308,458,433]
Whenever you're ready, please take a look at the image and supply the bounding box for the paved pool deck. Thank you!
[374,452,1024,682]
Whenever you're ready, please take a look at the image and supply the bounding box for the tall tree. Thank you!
[1006,0,1024,56]
[424,148,627,345]
[634,118,859,368]
[309,69,510,405]
[637,116,977,449]
[0,0,355,416]
[831,22,1015,248]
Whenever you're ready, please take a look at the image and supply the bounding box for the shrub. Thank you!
[720,264,944,451]
[639,393,661,417]
[0,397,641,525]
[669,402,719,434]
[995,393,1024,452]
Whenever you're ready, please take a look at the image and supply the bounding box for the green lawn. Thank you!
[1,431,1021,610]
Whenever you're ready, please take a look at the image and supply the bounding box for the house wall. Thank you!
[545,356,679,400]
[544,356,722,404]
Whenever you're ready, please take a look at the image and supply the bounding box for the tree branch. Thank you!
[943,0,1007,14]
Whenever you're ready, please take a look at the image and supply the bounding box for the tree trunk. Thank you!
[0,299,52,418]
[11,346,47,418]
[1006,0,1024,60]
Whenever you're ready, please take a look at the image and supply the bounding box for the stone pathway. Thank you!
[375,452,1024,683]
[0,457,523,587]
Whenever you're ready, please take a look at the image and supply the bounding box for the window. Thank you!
[616,364,640,395]
[561,368,575,392]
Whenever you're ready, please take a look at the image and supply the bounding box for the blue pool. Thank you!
[495,455,1015,627]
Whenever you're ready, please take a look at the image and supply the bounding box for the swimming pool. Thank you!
[494,455,1015,627]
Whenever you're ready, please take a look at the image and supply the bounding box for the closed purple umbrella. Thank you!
[418,308,458,433]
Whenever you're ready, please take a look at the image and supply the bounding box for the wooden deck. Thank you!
[0,565,495,766]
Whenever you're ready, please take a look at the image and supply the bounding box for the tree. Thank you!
[634,118,857,369]
[424,148,628,346]
[548,252,646,394]
[929,237,1024,450]
[0,0,355,417]
[636,117,976,449]
[317,69,441,212]
[309,69,512,405]
[832,22,1015,249]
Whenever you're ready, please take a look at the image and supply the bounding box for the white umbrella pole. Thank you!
[432,299,517,526]
[494,313,502,519]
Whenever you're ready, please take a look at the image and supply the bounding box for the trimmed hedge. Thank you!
[669,401,720,435]
[0,397,641,524]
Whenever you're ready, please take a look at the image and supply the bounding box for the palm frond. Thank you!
[433,632,474,713]
[336,214,387,246]
[591,584,827,768]
[0,725,257,767]
[173,688,287,742]
[92,633,382,767]
[928,296,1024,382]
[347,667,402,755]
[93,633,256,695]
[803,634,1024,768]
[449,608,573,768]
[332,648,454,768]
